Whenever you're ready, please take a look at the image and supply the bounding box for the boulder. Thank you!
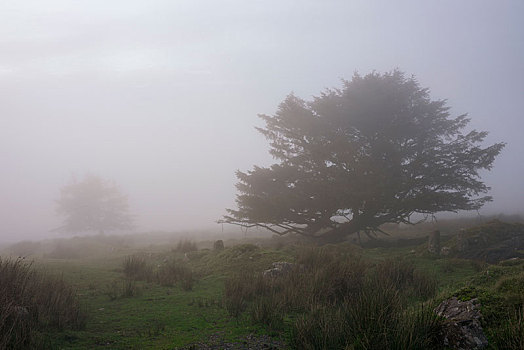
[434,297,488,349]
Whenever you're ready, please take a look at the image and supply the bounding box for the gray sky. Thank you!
[1,0,523,242]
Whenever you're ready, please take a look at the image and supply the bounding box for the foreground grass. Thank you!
[30,244,292,349]
[0,258,85,349]
[3,237,521,349]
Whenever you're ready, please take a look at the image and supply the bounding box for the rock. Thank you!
[263,262,294,277]
[428,230,441,255]
[434,297,488,349]
[213,240,224,251]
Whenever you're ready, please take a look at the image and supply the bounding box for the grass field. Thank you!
[1,224,523,349]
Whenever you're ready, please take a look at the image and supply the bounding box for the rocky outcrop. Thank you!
[435,297,488,349]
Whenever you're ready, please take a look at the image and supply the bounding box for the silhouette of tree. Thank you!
[222,70,505,243]
[56,174,133,234]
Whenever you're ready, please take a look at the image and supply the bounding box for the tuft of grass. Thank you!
[250,295,285,331]
[225,246,441,349]
[156,259,194,290]
[123,254,153,281]
[375,257,438,300]
[0,258,85,349]
[495,271,524,294]
[122,254,194,290]
[105,278,141,300]
[493,305,524,350]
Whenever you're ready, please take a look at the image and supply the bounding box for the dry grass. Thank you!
[224,246,441,349]
[122,254,194,291]
[0,258,85,349]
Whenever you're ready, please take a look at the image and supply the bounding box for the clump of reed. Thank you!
[0,258,85,349]
[122,254,194,291]
[224,246,441,349]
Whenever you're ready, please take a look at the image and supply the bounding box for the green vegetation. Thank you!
[0,223,523,349]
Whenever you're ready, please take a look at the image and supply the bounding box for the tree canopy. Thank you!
[55,174,133,234]
[222,70,505,243]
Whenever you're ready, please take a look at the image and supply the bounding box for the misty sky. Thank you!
[1,0,523,242]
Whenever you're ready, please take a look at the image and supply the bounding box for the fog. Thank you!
[1,0,523,242]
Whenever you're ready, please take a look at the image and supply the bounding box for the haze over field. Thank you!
[1,0,523,242]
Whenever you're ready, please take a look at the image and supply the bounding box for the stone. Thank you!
[434,297,488,349]
[213,240,224,251]
[263,262,294,277]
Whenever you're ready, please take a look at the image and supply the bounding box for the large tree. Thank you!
[55,174,133,234]
[221,71,504,243]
